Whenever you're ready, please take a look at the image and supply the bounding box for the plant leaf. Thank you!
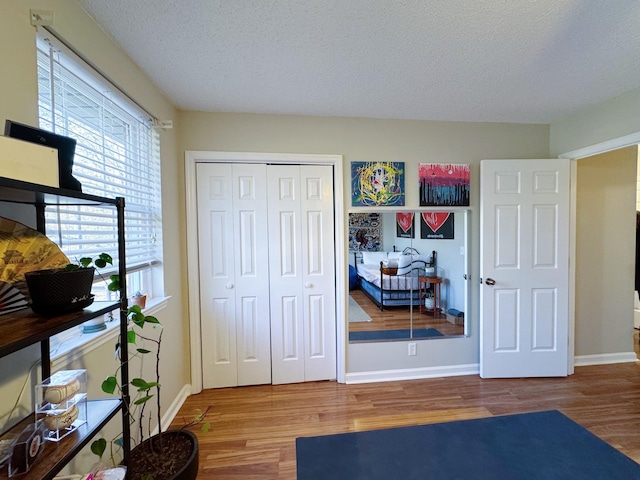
[128,304,142,314]
[91,438,107,458]
[136,348,151,354]
[99,253,113,264]
[114,437,124,449]
[102,376,117,394]
[79,257,93,268]
[201,422,211,433]
[134,395,153,405]
[144,315,160,324]
[128,330,136,344]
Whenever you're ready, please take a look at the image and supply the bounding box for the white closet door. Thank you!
[197,163,271,388]
[268,165,336,384]
[301,165,336,381]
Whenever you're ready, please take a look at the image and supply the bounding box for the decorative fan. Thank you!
[0,281,28,315]
[0,217,70,314]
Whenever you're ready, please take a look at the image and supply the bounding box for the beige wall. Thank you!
[575,147,638,356]
[0,0,188,470]
[550,87,640,157]
[177,111,551,373]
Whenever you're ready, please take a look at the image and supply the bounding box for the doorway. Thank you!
[573,146,638,364]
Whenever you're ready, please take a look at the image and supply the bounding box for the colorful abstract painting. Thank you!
[348,212,382,251]
[352,162,405,207]
[420,212,454,239]
[396,212,414,238]
[419,163,470,206]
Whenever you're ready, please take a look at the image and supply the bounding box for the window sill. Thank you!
[51,296,170,366]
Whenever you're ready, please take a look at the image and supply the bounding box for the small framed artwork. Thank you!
[396,212,414,238]
[348,212,382,251]
[352,161,405,207]
[419,163,470,206]
[420,211,454,239]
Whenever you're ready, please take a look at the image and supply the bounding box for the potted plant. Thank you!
[24,253,117,315]
[92,304,207,480]
[129,291,147,309]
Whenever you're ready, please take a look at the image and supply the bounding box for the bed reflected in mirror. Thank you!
[348,210,469,343]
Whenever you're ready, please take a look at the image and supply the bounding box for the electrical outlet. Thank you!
[408,342,417,356]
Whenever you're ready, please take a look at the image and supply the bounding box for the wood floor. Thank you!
[171,359,640,479]
[349,289,464,336]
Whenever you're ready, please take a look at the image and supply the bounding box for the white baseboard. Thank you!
[152,384,192,435]
[574,352,638,367]
[345,353,639,384]
[345,364,479,384]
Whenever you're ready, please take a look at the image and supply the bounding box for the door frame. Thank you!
[560,134,640,373]
[185,151,345,393]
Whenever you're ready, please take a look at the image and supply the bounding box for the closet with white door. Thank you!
[196,162,336,388]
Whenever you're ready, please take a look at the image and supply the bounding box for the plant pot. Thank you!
[127,429,199,480]
[130,294,147,309]
[24,267,95,315]
[424,296,435,309]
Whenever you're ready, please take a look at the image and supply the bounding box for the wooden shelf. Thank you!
[0,302,120,357]
[0,174,130,476]
[0,399,122,480]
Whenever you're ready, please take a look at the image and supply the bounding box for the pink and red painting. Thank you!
[419,163,470,206]
[396,212,414,238]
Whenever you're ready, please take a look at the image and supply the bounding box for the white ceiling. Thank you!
[76,0,640,124]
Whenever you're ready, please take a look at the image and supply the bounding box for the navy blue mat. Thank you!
[296,410,640,480]
[349,328,443,341]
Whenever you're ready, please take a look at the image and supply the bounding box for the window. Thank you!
[36,34,162,301]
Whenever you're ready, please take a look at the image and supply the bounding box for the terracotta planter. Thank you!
[130,294,147,309]
[24,267,95,315]
[127,429,199,480]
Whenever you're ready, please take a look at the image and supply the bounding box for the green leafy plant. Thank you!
[63,252,120,292]
[91,303,210,471]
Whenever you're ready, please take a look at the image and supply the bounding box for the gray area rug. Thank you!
[348,296,372,322]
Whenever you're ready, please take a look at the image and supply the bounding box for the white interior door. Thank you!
[197,163,271,388]
[268,165,336,384]
[480,159,570,378]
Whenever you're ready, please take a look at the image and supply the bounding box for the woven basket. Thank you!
[24,267,95,315]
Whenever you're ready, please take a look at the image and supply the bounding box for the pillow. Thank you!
[387,251,402,260]
[362,251,388,265]
[397,254,413,270]
[397,254,429,276]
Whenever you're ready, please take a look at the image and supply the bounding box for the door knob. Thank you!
[485,278,496,286]
[226,283,234,289]
[304,283,313,288]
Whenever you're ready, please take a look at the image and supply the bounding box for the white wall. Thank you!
[0,0,188,471]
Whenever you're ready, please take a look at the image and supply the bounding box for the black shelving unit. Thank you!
[0,177,130,480]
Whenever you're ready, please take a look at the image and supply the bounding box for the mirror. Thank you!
[348,210,469,342]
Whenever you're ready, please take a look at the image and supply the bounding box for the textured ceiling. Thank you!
[76,0,640,124]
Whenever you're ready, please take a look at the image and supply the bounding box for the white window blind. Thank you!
[36,34,162,274]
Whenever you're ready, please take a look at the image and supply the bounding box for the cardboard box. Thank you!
[0,136,59,187]
[446,313,464,326]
